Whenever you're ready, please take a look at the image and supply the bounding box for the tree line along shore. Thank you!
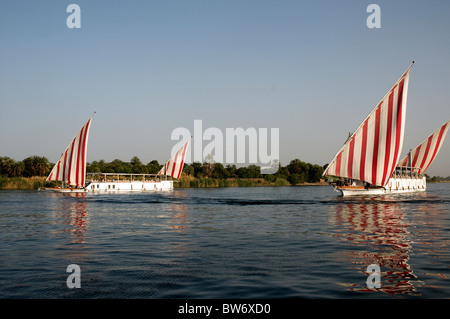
[0,155,326,190]
[1,155,448,190]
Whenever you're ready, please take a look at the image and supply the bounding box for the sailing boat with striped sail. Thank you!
[45,113,95,193]
[157,140,190,180]
[323,62,449,196]
[397,120,450,175]
[85,139,189,192]
[43,114,190,193]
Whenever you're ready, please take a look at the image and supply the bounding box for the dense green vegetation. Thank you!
[0,156,49,178]
[86,157,325,184]
[426,175,450,183]
[1,155,326,189]
[2,155,448,190]
[0,156,51,190]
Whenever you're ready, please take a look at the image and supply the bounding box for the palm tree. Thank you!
[0,156,16,176]
[23,156,50,176]
[130,156,142,166]
[130,156,147,173]
[146,160,161,174]
[33,156,50,176]
[9,161,25,177]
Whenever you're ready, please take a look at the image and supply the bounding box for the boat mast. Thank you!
[408,149,412,177]
[323,61,414,186]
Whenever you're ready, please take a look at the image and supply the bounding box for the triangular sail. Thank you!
[47,114,95,187]
[158,140,189,179]
[323,63,413,186]
[397,120,450,174]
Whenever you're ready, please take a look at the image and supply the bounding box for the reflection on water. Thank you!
[331,196,420,296]
[52,193,89,244]
[169,191,189,232]
[330,188,450,297]
[1,185,450,298]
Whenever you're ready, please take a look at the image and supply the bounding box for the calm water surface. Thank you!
[1,184,450,299]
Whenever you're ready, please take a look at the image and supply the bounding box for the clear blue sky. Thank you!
[1,1,450,176]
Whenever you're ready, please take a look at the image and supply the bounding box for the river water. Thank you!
[1,184,450,299]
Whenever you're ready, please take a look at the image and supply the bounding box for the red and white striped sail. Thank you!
[47,114,94,187]
[158,140,189,179]
[397,120,450,174]
[324,63,413,186]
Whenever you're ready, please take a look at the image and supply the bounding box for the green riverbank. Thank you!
[0,175,328,190]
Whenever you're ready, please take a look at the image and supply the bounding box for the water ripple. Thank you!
[1,184,449,298]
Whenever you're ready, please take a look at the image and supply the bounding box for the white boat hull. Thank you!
[85,180,173,192]
[40,187,88,193]
[334,177,427,196]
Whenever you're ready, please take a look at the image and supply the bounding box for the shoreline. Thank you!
[1,176,448,191]
[174,176,327,188]
[0,175,328,190]
[0,176,47,190]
